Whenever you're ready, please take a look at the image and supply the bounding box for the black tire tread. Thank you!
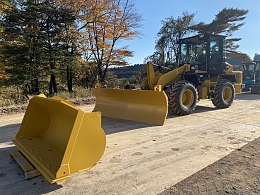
[168,80,198,115]
[212,79,235,109]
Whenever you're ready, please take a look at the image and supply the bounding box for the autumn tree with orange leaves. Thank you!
[78,0,142,83]
[54,0,142,86]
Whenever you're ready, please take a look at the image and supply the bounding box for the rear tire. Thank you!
[212,79,235,108]
[168,80,198,115]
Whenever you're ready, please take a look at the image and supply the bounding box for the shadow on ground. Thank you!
[194,105,217,113]
[235,92,260,100]
[158,135,260,195]
[0,124,20,144]
[0,146,63,195]
[166,105,217,120]
[101,116,155,135]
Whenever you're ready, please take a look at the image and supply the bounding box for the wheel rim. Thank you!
[223,86,232,102]
[182,89,194,107]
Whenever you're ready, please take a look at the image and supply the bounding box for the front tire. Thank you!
[168,80,198,115]
[212,79,235,108]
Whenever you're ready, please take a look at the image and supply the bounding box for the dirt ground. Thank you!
[0,92,260,195]
[159,135,260,195]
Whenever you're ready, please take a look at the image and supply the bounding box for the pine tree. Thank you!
[2,0,76,94]
[192,8,248,50]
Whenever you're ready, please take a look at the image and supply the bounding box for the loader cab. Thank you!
[241,62,256,86]
[179,34,226,76]
[242,62,256,72]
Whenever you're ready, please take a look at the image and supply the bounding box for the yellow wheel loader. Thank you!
[93,34,243,125]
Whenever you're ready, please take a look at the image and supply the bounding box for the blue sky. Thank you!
[122,0,260,65]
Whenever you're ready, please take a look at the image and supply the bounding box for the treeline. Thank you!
[0,0,141,95]
[110,64,145,79]
[0,1,249,99]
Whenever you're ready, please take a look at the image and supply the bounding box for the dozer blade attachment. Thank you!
[92,88,168,125]
[13,96,106,183]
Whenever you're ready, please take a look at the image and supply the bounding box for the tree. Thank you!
[83,0,142,83]
[55,0,86,92]
[192,8,248,50]
[1,0,142,93]
[0,46,9,83]
[147,8,248,65]
[0,0,11,84]
[0,0,10,16]
[73,60,98,89]
[2,0,76,94]
[148,11,196,65]
[56,0,142,87]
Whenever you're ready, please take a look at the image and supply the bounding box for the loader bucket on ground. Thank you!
[13,96,106,183]
[92,88,168,125]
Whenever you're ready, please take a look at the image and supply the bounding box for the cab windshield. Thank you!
[180,42,205,65]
